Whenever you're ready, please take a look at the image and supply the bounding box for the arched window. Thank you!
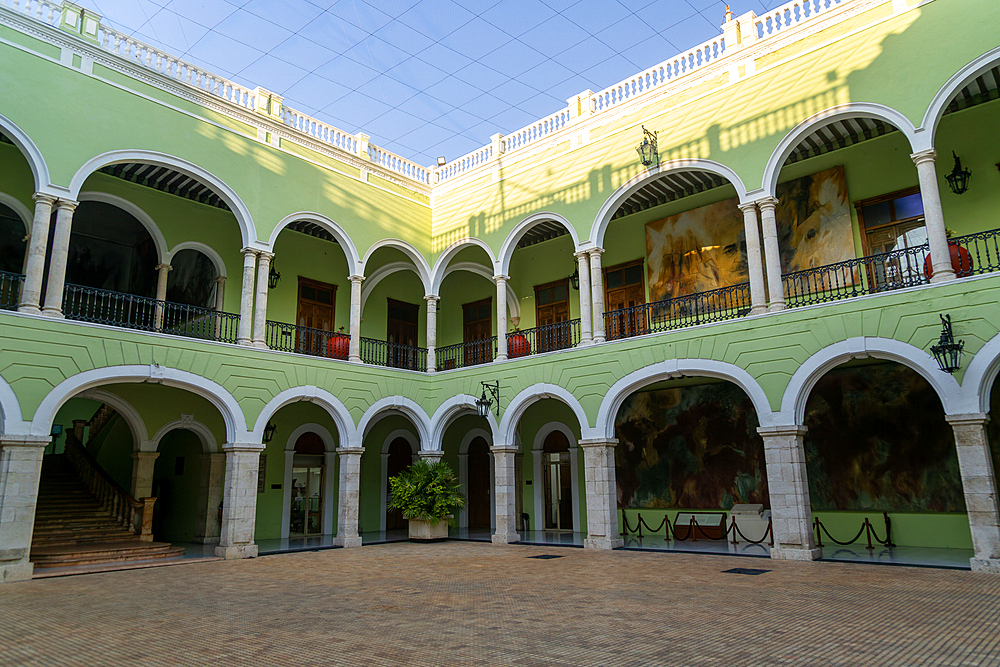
[65,201,157,297]
[167,249,218,308]
[0,202,27,274]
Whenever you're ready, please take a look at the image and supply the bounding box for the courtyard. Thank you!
[1,542,999,666]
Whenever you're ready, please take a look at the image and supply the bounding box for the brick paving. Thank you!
[1,542,999,666]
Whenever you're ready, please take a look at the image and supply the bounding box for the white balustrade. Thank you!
[281,108,359,155]
[368,145,431,184]
[754,0,843,38]
[502,108,570,153]
[437,144,494,183]
[2,0,60,26]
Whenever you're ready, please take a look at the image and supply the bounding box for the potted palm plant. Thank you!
[387,459,466,541]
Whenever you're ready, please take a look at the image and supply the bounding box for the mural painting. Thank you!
[614,383,767,509]
[645,165,854,301]
[804,362,964,512]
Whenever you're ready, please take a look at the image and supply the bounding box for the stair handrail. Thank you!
[63,433,156,541]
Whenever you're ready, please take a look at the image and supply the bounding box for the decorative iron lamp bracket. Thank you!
[268,263,281,289]
[636,125,659,168]
[476,381,500,418]
[263,420,277,443]
[930,314,964,373]
[945,151,971,195]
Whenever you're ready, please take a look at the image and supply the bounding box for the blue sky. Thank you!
[76,0,772,165]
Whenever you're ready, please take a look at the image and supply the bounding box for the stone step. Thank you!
[31,541,187,569]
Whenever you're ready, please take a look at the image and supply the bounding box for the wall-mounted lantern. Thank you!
[636,125,659,168]
[263,421,277,443]
[930,314,964,373]
[268,263,281,289]
[475,381,500,418]
[945,152,971,195]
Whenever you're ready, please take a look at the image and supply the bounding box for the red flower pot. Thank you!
[507,332,530,358]
[327,334,350,360]
[923,241,973,279]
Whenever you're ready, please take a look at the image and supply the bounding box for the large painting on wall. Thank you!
[645,165,854,301]
[614,383,767,509]
[804,363,964,512]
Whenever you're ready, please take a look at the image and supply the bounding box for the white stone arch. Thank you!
[361,239,432,294]
[957,331,1000,415]
[360,261,416,314]
[0,372,27,436]
[167,241,228,279]
[760,103,919,196]
[779,337,964,425]
[428,394,498,451]
[0,192,33,234]
[149,415,218,453]
[531,420,581,533]
[0,112,51,193]
[589,159,748,249]
[251,386,355,449]
[457,427,494,531]
[499,212,581,277]
[595,359,776,440]
[379,428,419,531]
[281,423,337,539]
[430,238,497,294]
[356,396,431,448]
[498,383,590,449]
[440,262,520,319]
[30,365,248,443]
[76,388,151,451]
[68,150,257,248]
[268,212,362,274]
[920,46,1000,152]
[79,191,168,264]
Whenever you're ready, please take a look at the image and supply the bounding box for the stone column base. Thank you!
[770,546,822,561]
[492,532,520,545]
[215,544,258,559]
[335,536,362,548]
[0,562,34,583]
[971,558,1000,573]
[585,537,624,550]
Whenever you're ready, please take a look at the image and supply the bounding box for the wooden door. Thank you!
[296,278,336,355]
[386,438,412,531]
[467,437,491,529]
[542,431,572,531]
[387,298,419,369]
[462,298,492,366]
[534,279,570,352]
[604,260,646,340]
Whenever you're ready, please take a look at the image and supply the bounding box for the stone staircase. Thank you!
[30,454,185,570]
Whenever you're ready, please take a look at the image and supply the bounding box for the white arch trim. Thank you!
[77,388,151,451]
[498,383,590,448]
[779,337,965,425]
[0,192,33,234]
[30,365,248,443]
[251,386,354,448]
[149,415,218,454]
[268,212,362,273]
[958,331,1000,415]
[589,159,748,249]
[440,262,521,319]
[0,373,26,436]
[0,112,50,193]
[499,212,581,276]
[760,103,919,196]
[285,423,336,452]
[79,191,168,264]
[459,427,494,455]
[361,239,432,294]
[595,359,776,440]
[430,238,497,294]
[68,150,257,248]
[356,396,431,448]
[921,46,1000,151]
[168,241,228,279]
[428,394,499,451]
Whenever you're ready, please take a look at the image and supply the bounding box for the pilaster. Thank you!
[194,452,226,544]
[758,425,821,560]
[215,444,262,560]
[946,414,1000,573]
[130,451,159,499]
[0,435,49,583]
[579,438,623,549]
[491,445,520,544]
[336,447,364,547]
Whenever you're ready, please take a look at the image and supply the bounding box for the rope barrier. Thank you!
[813,512,894,549]
[621,511,774,546]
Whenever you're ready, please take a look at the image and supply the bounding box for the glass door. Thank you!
[289,466,324,536]
[543,451,572,530]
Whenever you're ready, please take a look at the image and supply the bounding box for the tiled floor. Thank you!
[3,541,999,666]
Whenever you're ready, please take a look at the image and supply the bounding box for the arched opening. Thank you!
[289,432,326,538]
[435,242,502,370]
[466,436,491,530]
[803,359,971,565]
[152,428,205,543]
[360,244,430,370]
[541,430,572,531]
[0,199,28,310]
[385,437,415,531]
[167,248,219,308]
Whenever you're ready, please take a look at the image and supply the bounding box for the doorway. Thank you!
[289,432,325,536]
[385,437,413,530]
[534,279,571,352]
[387,298,419,369]
[604,260,646,340]
[542,431,572,531]
[296,278,336,355]
[462,298,493,366]
[466,436,491,529]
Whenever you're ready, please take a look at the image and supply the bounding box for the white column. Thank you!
[491,445,520,544]
[130,451,160,499]
[947,414,1000,573]
[738,202,767,314]
[348,275,364,363]
[194,452,226,544]
[494,274,509,361]
[574,251,593,345]
[580,438,623,549]
[323,450,337,536]
[911,149,956,283]
[759,425,821,560]
[335,447,364,547]
[757,197,786,311]
[214,444,261,560]
[425,295,438,372]
[0,435,48,583]
[18,193,56,314]
[41,199,79,318]
[588,248,606,343]
[153,263,172,330]
[237,248,257,346]
[252,251,273,349]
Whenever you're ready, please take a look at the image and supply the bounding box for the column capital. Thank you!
[910,148,937,165]
[349,274,365,284]
[578,438,618,449]
[754,196,779,211]
[490,445,518,454]
[241,247,259,257]
[155,263,173,272]
[256,250,275,262]
[419,450,444,460]
[757,425,808,437]
[215,275,226,284]
[131,451,160,460]
[0,434,50,447]
[32,192,57,206]
[424,294,440,303]
[587,247,605,258]
[945,413,989,427]
[336,447,365,456]
[573,250,591,261]
[737,201,759,213]
[221,442,264,453]
[493,274,509,283]
[54,198,79,212]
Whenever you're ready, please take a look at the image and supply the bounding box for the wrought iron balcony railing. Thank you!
[0,270,23,310]
[603,282,752,342]
[436,337,497,370]
[266,321,350,359]
[360,336,427,372]
[505,319,581,358]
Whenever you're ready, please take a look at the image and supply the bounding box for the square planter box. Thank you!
[408,516,451,541]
